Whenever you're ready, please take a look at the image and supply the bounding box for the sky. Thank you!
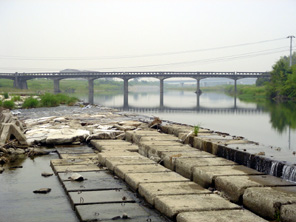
[0,0,296,73]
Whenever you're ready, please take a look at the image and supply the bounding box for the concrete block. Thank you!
[68,189,135,206]
[125,172,189,191]
[176,157,237,180]
[105,157,155,171]
[138,182,210,205]
[51,158,98,166]
[114,164,170,179]
[215,175,296,203]
[154,194,241,218]
[98,151,142,165]
[176,209,268,222]
[192,165,263,188]
[134,135,179,145]
[52,164,102,173]
[58,171,125,191]
[138,140,184,156]
[75,203,166,222]
[125,130,160,143]
[56,146,94,154]
[59,153,98,159]
[281,204,296,222]
[147,145,196,161]
[243,186,296,220]
[90,140,138,152]
[0,123,27,145]
[98,144,139,152]
[161,151,215,170]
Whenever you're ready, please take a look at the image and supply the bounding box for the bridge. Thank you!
[114,105,265,114]
[0,71,270,104]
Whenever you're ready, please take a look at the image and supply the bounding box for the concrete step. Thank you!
[176,210,268,222]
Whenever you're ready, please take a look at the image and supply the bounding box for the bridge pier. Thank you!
[13,75,28,89]
[123,77,129,109]
[53,78,61,94]
[234,78,237,95]
[159,77,165,108]
[88,78,95,104]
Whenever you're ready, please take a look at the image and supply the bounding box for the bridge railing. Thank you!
[0,71,270,78]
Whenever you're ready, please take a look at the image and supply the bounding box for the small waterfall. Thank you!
[269,161,280,176]
[282,165,296,182]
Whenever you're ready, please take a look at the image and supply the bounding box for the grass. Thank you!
[40,93,78,107]
[224,85,267,102]
[22,97,39,108]
[2,100,15,109]
[193,125,200,136]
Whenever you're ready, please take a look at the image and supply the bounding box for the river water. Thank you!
[78,90,296,153]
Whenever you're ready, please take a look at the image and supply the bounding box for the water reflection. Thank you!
[263,101,296,133]
[73,90,296,151]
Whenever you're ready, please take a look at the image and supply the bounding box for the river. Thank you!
[77,90,296,152]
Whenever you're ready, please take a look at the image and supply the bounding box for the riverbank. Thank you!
[1,105,296,221]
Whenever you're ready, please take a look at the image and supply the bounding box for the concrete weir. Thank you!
[51,125,296,221]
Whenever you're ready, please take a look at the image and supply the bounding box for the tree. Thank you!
[266,52,296,101]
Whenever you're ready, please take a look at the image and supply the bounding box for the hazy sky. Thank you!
[0,0,295,73]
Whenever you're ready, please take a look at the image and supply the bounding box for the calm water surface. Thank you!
[79,90,296,152]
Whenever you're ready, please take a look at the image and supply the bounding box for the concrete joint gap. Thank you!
[67,188,123,192]
[74,200,136,206]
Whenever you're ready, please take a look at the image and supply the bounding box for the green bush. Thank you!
[66,96,78,106]
[12,95,21,101]
[0,100,2,107]
[40,93,59,107]
[3,92,9,99]
[3,100,15,109]
[22,97,39,108]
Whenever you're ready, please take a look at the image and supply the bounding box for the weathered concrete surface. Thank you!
[138,140,185,156]
[161,151,215,170]
[96,144,139,152]
[175,157,237,180]
[52,164,102,173]
[68,189,135,206]
[75,203,167,222]
[192,165,263,188]
[56,146,95,154]
[59,153,98,159]
[114,164,171,179]
[146,145,197,160]
[51,158,98,166]
[176,210,268,222]
[45,128,90,145]
[125,130,161,143]
[90,139,138,152]
[105,156,155,171]
[58,170,113,181]
[138,182,210,205]
[0,123,28,146]
[154,194,241,218]
[125,172,189,191]
[98,151,142,165]
[215,175,296,203]
[243,186,296,220]
[281,204,296,222]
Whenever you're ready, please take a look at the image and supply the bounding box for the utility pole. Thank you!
[287,35,295,67]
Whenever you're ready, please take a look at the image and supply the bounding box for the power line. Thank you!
[0,37,286,61]
[93,47,291,70]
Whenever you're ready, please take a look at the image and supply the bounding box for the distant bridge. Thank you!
[115,105,265,114]
[0,71,270,104]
